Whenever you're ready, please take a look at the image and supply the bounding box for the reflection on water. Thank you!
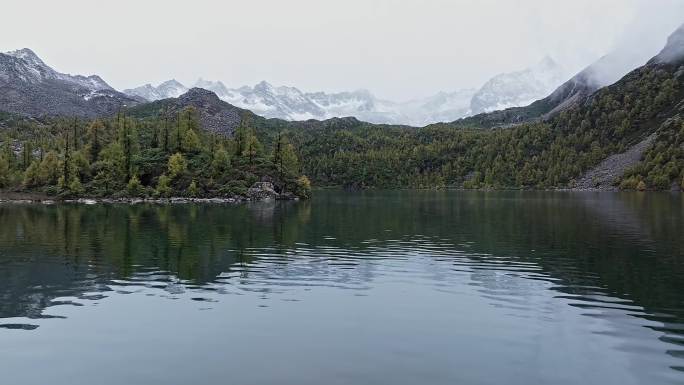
[0,191,683,385]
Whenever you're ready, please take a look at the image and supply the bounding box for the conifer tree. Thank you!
[0,155,10,188]
[87,120,103,163]
[163,106,170,152]
[176,112,182,153]
[63,131,71,186]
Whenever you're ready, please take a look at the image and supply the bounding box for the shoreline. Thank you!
[0,193,299,205]
[1,188,679,205]
[0,197,299,205]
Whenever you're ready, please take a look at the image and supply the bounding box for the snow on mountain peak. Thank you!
[254,80,275,93]
[120,57,573,126]
[0,48,137,117]
[5,48,47,68]
[160,79,184,88]
[3,48,114,93]
[470,56,566,114]
[124,79,188,101]
[123,78,473,125]
[194,78,229,97]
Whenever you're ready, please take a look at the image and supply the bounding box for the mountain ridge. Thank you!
[121,58,567,126]
[0,48,139,118]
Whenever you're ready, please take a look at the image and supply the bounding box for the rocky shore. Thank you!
[0,182,301,205]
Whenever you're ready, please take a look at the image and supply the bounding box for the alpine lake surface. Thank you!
[1,190,683,385]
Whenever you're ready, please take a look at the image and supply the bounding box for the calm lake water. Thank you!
[1,190,683,385]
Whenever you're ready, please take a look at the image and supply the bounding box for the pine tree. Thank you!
[87,120,103,163]
[163,106,170,152]
[211,145,231,178]
[21,141,31,170]
[242,130,262,167]
[175,112,182,153]
[183,129,200,153]
[95,142,126,190]
[2,139,15,170]
[0,155,10,188]
[22,160,41,187]
[273,132,283,172]
[188,179,199,197]
[39,151,60,185]
[155,174,172,197]
[69,177,84,194]
[234,113,252,157]
[127,175,143,196]
[168,153,187,179]
[152,119,159,149]
[72,117,79,150]
[63,131,71,186]
[273,133,299,183]
[123,114,131,182]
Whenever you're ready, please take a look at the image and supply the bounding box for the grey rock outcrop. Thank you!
[247,182,279,201]
[573,134,657,190]
[169,88,248,135]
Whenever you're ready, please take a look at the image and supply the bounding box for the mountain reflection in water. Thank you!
[0,191,682,385]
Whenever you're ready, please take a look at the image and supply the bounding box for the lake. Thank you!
[1,190,683,385]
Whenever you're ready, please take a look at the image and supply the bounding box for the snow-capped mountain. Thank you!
[123,57,567,126]
[192,78,230,97]
[123,79,188,101]
[469,56,566,115]
[223,81,326,121]
[125,78,477,126]
[0,48,138,117]
[4,48,114,93]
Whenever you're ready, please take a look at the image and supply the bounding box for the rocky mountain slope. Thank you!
[572,24,684,190]
[0,49,138,117]
[573,133,657,190]
[127,88,251,135]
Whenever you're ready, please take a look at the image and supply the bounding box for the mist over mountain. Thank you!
[652,23,684,65]
[469,57,566,115]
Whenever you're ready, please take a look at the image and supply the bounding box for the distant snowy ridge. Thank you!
[124,57,568,126]
[123,79,188,101]
[125,78,478,126]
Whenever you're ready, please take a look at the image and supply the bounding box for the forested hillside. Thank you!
[1,57,682,195]
[279,40,684,190]
[1,25,683,196]
[0,108,311,199]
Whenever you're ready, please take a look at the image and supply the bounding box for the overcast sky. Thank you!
[2,0,683,101]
